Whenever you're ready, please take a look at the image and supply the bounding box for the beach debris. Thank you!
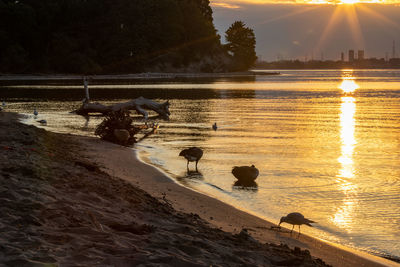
[113,129,130,143]
[212,122,217,131]
[232,165,259,185]
[95,110,158,146]
[87,211,105,232]
[73,96,170,120]
[73,78,170,119]
[278,212,316,235]
[179,147,203,171]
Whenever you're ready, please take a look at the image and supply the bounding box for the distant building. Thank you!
[341,52,344,61]
[358,50,365,61]
[349,50,355,62]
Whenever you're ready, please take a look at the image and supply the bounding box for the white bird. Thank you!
[33,108,38,116]
[212,122,217,131]
[278,212,316,234]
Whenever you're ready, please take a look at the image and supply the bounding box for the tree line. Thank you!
[0,0,256,74]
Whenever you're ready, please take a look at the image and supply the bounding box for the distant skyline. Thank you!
[211,2,400,61]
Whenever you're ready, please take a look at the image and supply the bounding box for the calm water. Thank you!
[2,69,400,261]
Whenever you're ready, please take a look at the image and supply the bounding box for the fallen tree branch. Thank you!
[73,97,170,120]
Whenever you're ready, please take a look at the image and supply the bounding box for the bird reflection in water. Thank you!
[176,170,204,185]
[232,180,258,192]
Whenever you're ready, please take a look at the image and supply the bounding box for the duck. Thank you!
[232,165,259,184]
[179,147,203,171]
[212,122,217,131]
[278,212,316,234]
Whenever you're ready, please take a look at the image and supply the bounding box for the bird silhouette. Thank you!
[2,101,5,107]
[33,108,38,116]
[212,122,217,131]
[37,119,47,125]
[232,165,259,184]
[278,212,315,234]
[179,147,203,171]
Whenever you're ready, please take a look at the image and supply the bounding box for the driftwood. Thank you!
[74,97,170,119]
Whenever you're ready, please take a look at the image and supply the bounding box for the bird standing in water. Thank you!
[179,147,203,171]
[278,212,315,234]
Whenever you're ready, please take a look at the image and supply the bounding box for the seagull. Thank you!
[212,122,217,131]
[33,108,38,116]
[232,165,259,184]
[278,212,316,234]
[179,147,203,171]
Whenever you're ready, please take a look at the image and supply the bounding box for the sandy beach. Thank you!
[0,112,397,266]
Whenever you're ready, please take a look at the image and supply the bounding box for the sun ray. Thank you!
[356,4,400,30]
[344,5,365,49]
[257,5,320,25]
[315,5,344,54]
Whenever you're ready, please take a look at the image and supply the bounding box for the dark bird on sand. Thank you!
[37,119,47,125]
[212,122,217,131]
[232,165,259,184]
[279,212,316,234]
[179,147,203,171]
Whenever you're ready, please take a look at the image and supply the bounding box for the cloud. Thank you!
[210,2,242,9]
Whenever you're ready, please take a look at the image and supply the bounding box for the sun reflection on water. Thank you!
[332,75,359,230]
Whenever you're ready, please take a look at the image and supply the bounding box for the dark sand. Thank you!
[0,112,396,266]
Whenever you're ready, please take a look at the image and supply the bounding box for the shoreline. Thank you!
[0,71,279,82]
[1,112,398,266]
[85,136,397,267]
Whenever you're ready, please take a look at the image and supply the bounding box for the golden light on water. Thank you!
[332,76,359,229]
[338,96,356,178]
[340,79,359,93]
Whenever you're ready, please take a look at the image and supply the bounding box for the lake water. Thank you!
[2,69,400,262]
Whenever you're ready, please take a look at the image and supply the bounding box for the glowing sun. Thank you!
[340,0,360,3]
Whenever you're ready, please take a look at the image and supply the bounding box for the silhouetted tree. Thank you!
[225,21,257,71]
[0,0,227,74]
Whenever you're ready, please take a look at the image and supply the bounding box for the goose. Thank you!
[232,165,259,184]
[278,212,316,234]
[179,147,203,171]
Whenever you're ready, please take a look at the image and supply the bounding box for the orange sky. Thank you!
[211,0,400,7]
[211,1,400,60]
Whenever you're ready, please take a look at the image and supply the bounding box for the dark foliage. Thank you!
[94,110,139,145]
[225,21,257,71]
[0,0,230,74]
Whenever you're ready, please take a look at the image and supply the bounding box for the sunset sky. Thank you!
[211,1,400,61]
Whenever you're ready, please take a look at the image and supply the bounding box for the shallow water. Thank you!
[2,69,400,261]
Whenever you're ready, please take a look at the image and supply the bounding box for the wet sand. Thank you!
[0,112,396,266]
